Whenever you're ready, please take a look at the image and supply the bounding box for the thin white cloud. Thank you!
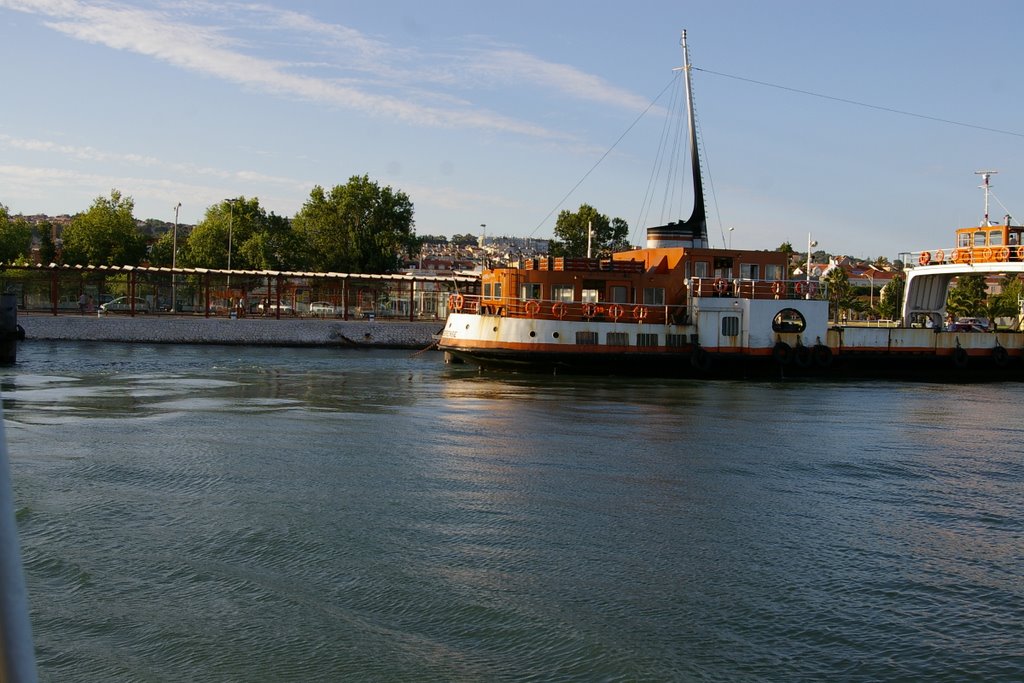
[0,0,574,139]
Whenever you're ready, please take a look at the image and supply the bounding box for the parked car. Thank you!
[309,301,339,317]
[948,317,990,332]
[100,296,149,313]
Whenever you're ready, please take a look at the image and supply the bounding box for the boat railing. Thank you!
[689,277,828,300]
[905,245,1024,268]
[451,293,685,324]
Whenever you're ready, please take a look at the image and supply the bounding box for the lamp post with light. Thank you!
[806,233,818,297]
[225,198,237,287]
[172,202,181,313]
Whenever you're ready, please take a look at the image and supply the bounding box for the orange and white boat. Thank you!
[438,33,1024,380]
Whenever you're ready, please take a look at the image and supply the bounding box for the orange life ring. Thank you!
[978,247,993,261]
[608,304,624,320]
[714,278,728,294]
[632,305,648,321]
[918,251,931,266]
[1017,245,1024,260]
[996,246,1010,261]
[951,248,967,264]
[934,249,945,263]
[794,281,807,296]
[448,293,464,311]
[551,302,567,319]
[582,302,597,317]
[771,281,785,296]
[525,300,540,316]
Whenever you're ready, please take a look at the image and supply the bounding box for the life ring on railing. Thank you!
[918,251,931,266]
[951,248,967,264]
[714,278,728,294]
[996,246,1011,261]
[608,304,624,320]
[934,249,945,263]
[1016,245,1024,260]
[794,281,807,296]
[771,281,785,297]
[582,302,597,317]
[524,300,540,316]
[448,293,464,312]
[978,247,993,262]
[551,302,567,319]
[632,305,648,321]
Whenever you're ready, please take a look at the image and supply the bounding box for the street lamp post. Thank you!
[728,227,734,249]
[225,198,236,287]
[172,202,181,313]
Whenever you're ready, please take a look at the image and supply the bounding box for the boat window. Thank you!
[519,283,541,300]
[772,308,806,333]
[606,332,629,346]
[1010,232,1019,245]
[643,287,665,306]
[765,264,785,281]
[958,233,971,248]
[610,286,629,303]
[493,282,502,298]
[989,230,1003,246]
[721,316,740,337]
[581,288,599,303]
[575,331,598,345]
[694,261,709,278]
[740,263,760,280]
[974,231,987,247]
[666,334,688,348]
[636,333,659,347]
[483,283,492,298]
[552,284,574,302]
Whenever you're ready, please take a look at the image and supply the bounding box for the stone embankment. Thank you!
[17,313,443,349]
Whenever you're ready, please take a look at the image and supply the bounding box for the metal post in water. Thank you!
[0,294,18,366]
[0,405,38,682]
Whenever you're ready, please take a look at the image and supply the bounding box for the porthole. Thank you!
[552,332,560,339]
[772,308,806,333]
[529,330,537,338]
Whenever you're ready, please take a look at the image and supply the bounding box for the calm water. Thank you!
[2,341,1022,682]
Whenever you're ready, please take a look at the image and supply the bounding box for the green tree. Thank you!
[548,204,629,258]
[945,274,988,320]
[776,241,795,277]
[877,274,904,321]
[182,197,259,270]
[984,275,1023,328]
[60,190,147,266]
[237,212,308,271]
[822,266,863,322]
[292,176,417,273]
[0,204,33,264]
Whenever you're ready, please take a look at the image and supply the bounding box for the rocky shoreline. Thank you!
[16,313,443,349]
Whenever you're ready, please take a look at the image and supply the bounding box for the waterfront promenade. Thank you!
[15,312,441,349]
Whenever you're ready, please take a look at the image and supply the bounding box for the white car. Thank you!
[100,296,149,313]
[308,301,339,317]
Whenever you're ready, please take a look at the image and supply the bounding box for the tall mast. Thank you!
[680,30,707,244]
[976,170,996,226]
[646,30,708,248]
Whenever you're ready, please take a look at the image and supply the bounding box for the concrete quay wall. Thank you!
[17,314,443,349]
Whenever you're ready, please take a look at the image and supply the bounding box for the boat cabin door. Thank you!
[709,310,743,351]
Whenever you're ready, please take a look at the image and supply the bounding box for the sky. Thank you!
[2,0,1024,260]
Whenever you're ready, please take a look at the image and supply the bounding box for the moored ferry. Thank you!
[438,34,1024,381]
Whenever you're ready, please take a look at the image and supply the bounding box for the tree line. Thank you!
[0,175,419,274]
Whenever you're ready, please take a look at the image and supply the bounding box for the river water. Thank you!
[2,341,1021,682]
